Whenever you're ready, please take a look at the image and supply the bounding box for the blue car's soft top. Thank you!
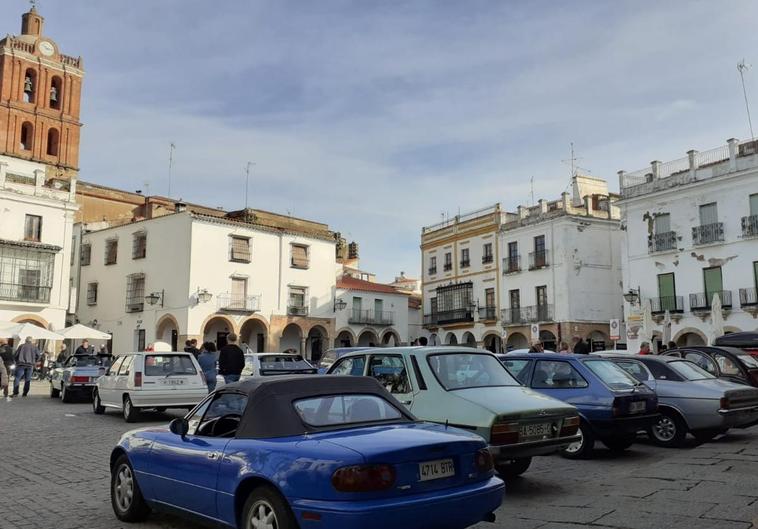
[226,375,417,439]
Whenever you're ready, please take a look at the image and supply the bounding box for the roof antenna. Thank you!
[738,59,755,140]
[530,176,534,206]
[244,161,255,210]
[167,142,176,198]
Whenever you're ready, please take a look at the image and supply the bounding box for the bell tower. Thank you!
[0,5,84,181]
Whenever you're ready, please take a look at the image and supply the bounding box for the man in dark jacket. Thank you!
[0,339,13,401]
[572,336,590,354]
[217,333,244,384]
[13,337,40,397]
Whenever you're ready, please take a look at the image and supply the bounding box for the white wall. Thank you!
[335,288,410,345]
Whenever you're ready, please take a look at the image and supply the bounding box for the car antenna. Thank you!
[445,419,449,429]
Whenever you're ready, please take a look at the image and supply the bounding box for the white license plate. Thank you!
[418,458,455,482]
[520,422,552,438]
[629,401,646,414]
[161,379,186,385]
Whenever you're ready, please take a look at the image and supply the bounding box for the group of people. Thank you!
[0,336,41,400]
[637,340,677,355]
[528,336,595,354]
[184,334,246,393]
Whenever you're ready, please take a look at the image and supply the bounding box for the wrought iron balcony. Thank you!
[501,308,525,325]
[460,259,471,268]
[443,263,453,272]
[349,309,394,326]
[528,250,549,270]
[423,309,474,327]
[502,256,521,274]
[523,304,554,322]
[478,306,497,321]
[740,287,758,307]
[428,266,437,275]
[648,231,677,253]
[692,222,724,246]
[481,254,494,264]
[742,215,758,238]
[288,305,309,316]
[689,290,732,311]
[0,282,51,304]
[218,293,261,313]
[649,296,684,314]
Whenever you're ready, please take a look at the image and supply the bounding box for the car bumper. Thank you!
[489,434,581,459]
[719,405,758,428]
[591,414,659,437]
[290,477,504,529]
[129,389,207,408]
[64,383,96,390]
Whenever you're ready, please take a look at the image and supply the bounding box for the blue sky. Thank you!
[4,1,758,281]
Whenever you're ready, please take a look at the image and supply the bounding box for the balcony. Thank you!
[740,287,758,307]
[692,222,724,246]
[482,254,494,264]
[501,305,554,324]
[218,293,261,313]
[348,309,394,326]
[478,306,497,321]
[528,250,549,270]
[501,308,525,325]
[423,309,474,327]
[502,256,521,274]
[460,259,470,268]
[742,215,758,238]
[0,282,51,304]
[443,263,453,272]
[288,305,309,316]
[648,231,677,253]
[650,296,684,314]
[428,266,437,275]
[689,290,732,311]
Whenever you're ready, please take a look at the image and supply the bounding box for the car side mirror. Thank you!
[169,418,189,438]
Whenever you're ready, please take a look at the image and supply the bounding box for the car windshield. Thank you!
[427,352,520,390]
[293,394,403,426]
[71,355,103,367]
[258,354,314,374]
[144,354,197,376]
[583,359,639,390]
[667,360,716,380]
[738,354,758,369]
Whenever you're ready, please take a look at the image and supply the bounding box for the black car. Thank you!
[663,346,758,387]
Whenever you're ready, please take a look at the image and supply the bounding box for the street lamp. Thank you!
[623,287,641,305]
[145,290,164,307]
[333,298,347,312]
[196,288,212,304]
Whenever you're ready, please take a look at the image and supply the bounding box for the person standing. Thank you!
[74,339,90,356]
[528,341,544,353]
[218,333,244,384]
[0,339,13,401]
[558,341,570,353]
[56,343,68,365]
[0,360,7,403]
[197,342,218,393]
[638,342,652,355]
[572,336,589,354]
[13,337,40,397]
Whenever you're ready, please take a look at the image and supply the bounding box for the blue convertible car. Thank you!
[110,375,504,529]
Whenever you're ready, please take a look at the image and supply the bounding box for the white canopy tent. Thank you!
[0,322,64,341]
[58,324,111,340]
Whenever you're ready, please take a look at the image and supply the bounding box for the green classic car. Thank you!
[326,346,580,478]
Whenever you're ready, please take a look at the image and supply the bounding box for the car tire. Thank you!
[123,395,140,423]
[692,429,721,443]
[647,409,687,448]
[495,457,532,478]
[601,436,635,453]
[50,383,60,399]
[93,390,105,415]
[111,454,150,523]
[61,384,73,403]
[242,486,297,529]
[561,420,595,459]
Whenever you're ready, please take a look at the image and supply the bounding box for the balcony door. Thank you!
[750,194,758,216]
[703,267,723,306]
[353,296,362,321]
[657,273,676,311]
[374,299,383,321]
[231,277,247,310]
[699,203,718,226]
[536,285,548,320]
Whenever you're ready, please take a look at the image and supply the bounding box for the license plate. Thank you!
[161,379,185,385]
[629,401,646,414]
[418,458,455,482]
[520,422,552,438]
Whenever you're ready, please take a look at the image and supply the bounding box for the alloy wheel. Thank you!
[653,416,676,441]
[123,398,131,419]
[564,428,584,454]
[248,500,278,529]
[114,465,134,512]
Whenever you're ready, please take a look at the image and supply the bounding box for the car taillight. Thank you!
[134,372,142,387]
[491,421,519,445]
[720,397,730,410]
[331,464,396,492]
[749,371,758,386]
[560,416,581,437]
[70,376,89,383]
[475,448,494,473]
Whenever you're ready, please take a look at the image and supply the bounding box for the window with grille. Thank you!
[125,273,145,312]
[435,282,473,312]
[482,243,493,263]
[0,243,55,303]
[132,232,147,259]
[460,248,470,268]
[291,244,309,269]
[444,252,452,271]
[289,286,306,307]
[87,282,98,306]
[229,236,251,262]
[24,215,42,242]
[105,239,118,265]
[80,243,91,266]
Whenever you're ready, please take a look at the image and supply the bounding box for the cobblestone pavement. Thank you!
[1,382,757,529]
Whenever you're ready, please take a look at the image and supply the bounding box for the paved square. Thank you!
[1,382,756,529]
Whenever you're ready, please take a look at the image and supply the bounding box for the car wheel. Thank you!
[647,409,687,447]
[111,454,150,522]
[61,384,73,403]
[242,485,297,529]
[601,436,635,453]
[561,420,595,459]
[50,383,60,399]
[123,396,140,423]
[93,390,105,415]
[495,457,532,478]
[692,429,721,443]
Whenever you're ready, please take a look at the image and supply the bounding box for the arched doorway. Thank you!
[507,332,529,351]
[588,330,608,352]
[240,317,268,353]
[445,332,458,345]
[462,331,477,348]
[281,323,303,353]
[484,333,503,353]
[202,316,234,349]
[381,329,400,347]
[307,325,328,363]
[539,330,557,351]
[358,329,379,347]
[156,315,179,351]
[675,331,707,347]
[335,329,355,348]
[428,333,438,346]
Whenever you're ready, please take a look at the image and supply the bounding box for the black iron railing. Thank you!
[742,215,758,238]
[502,256,521,274]
[423,309,474,326]
[482,254,494,264]
[478,306,497,321]
[528,250,549,270]
[692,222,724,245]
[649,296,684,314]
[218,293,261,312]
[690,290,732,310]
[349,309,394,326]
[288,305,309,316]
[648,231,677,253]
[740,287,758,306]
[0,282,51,303]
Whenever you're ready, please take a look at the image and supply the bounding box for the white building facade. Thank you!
[619,138,758,351]
[0,154,78,333]
[73,210,338,359]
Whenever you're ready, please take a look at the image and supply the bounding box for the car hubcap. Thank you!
[249,500,277,529]
[654,417,676,441]
[124,400,130,418]
[114,465,134,512]
[565,428,584,453]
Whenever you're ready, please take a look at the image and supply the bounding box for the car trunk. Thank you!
[70,366,106,383]
[725,387,758,409]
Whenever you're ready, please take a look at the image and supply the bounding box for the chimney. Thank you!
[538,199,548,214]
[348,241,359,259]
[561,191,570,211]
[517,205,527,220]
[174,202,187,213]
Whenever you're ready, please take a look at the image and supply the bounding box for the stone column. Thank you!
[727,138,739,171]
[33,169,45,195]
[538,199,548,214]
[300,336,307,357]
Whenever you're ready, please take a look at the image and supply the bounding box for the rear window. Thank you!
[144,354,197,376]
[668,360,716,381]
[583,359,639,390]
[258,354,315,374]
[319,350,337,369]
[427,352,520,390]
[293,394,403,426]
[739,355,758,369]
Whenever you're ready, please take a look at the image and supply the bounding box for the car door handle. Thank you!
[400,400,412,405]
[207,452,219,460]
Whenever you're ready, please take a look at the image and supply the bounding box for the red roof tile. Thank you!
[337,275,408,295]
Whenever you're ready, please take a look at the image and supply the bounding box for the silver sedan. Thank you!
[602,354,758,447]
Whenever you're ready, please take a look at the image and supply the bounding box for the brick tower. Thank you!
[0,5,83,181]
